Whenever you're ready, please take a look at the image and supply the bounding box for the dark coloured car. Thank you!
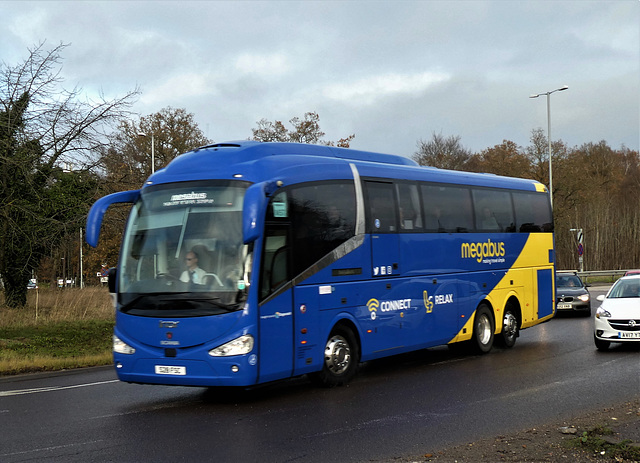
[556,272,591,316]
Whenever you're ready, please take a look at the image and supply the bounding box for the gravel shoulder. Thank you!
[390,399,640,462]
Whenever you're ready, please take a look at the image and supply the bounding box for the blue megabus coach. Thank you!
[86,141,555,387]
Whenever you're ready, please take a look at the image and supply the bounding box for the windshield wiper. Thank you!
[187,296,241,312]
[120,295,149,313]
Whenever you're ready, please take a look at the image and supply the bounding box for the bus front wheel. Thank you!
[472,304,494,354]
[311,325,359,387]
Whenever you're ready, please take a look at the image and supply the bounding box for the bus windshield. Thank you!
[119,180,251,317]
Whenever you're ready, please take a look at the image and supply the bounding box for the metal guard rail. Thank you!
[559,269,630,283]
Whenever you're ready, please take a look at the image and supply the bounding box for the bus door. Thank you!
[537,268,554,319]
[365,181,400,278]
[257,224,295,383]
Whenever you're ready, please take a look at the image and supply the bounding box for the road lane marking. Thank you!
[0,379,119,397]
[0,440,105,458]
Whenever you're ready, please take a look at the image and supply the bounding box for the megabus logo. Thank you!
[461,239,506,264]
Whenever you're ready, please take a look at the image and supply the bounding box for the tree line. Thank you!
[413,132,640,271]
[1,43,638,308]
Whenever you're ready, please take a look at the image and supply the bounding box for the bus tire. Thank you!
[471,304,494,354]
[496,304,519,348]
[311,325,359,387]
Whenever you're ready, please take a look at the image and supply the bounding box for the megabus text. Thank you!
[461,239,506,263]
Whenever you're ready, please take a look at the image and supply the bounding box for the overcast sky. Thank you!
[2,1,638,158]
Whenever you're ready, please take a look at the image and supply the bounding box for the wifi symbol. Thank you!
[367,298,379,320]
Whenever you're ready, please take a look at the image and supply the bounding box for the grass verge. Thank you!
[568,424,640,461]
[0,287,114,376]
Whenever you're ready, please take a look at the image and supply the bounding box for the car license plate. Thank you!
[618,332,640,339]
[557,303,572,309]
[155,365,186,375]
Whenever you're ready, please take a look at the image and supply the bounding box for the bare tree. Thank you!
[412,132,472,169]
[0,42,138,307]
[252,112,355,147]
[466,140,532,178]
[101,107,210,192]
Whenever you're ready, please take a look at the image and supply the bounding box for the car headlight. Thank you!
[595,307,611,319]
[113,335,136,354]
[209,334,254,357]
[577,294,590,302]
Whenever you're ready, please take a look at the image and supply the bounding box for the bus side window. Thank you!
[513,191,553,233]
[472,188,514,233]
[396,182,422,231]
[260,226,289,300]
[421,184,473,233]
[365,181,397,233]
[289,182,356,277]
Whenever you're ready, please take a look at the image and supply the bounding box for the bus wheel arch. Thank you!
[471,303,495,354]
[310,320,360,387]
[496,297,521,348]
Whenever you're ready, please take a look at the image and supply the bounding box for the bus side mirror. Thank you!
[243,182,268,244]
[86,190,140,247]
[108,267,117,293]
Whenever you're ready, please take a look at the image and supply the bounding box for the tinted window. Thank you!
[261,181,356,300]
[473,188,515,232]
[260,225,289,300]
[421,184,473,232]
[396,182,423,231]
[290,182,356,275]
[513,191,553,232]
[365,181,397,233]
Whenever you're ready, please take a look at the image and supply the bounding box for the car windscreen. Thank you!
[556,275,583,288]
[608,279,640,299]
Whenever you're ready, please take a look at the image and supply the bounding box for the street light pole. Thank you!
[529,85,568,206]
[79,227,84,289]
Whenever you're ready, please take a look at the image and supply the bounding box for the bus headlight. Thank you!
[209,335,254,357]
[113,335,136,354]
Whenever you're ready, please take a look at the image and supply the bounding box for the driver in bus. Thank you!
[180,251,206,285]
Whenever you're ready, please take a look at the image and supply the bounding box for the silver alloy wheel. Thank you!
[503,312,518,339]
[477,313,493,346]
[324,334,351,375]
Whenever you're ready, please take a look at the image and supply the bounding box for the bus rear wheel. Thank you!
[496,305,519,348]
[471,304,494,354]
[311,325,359,387]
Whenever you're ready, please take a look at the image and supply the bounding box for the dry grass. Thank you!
[0,286,114,327]
[0,351,114,375]
[0,286,115,375]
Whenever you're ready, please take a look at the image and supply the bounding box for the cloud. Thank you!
[234,52,292,77]
[323,71,451,105]
[141,73,215,106]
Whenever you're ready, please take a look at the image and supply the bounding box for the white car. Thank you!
[594,275,640,351]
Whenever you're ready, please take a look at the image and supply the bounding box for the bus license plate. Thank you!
[155,365,186,375]
[619,332,640,339]
[557,303,572,309]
